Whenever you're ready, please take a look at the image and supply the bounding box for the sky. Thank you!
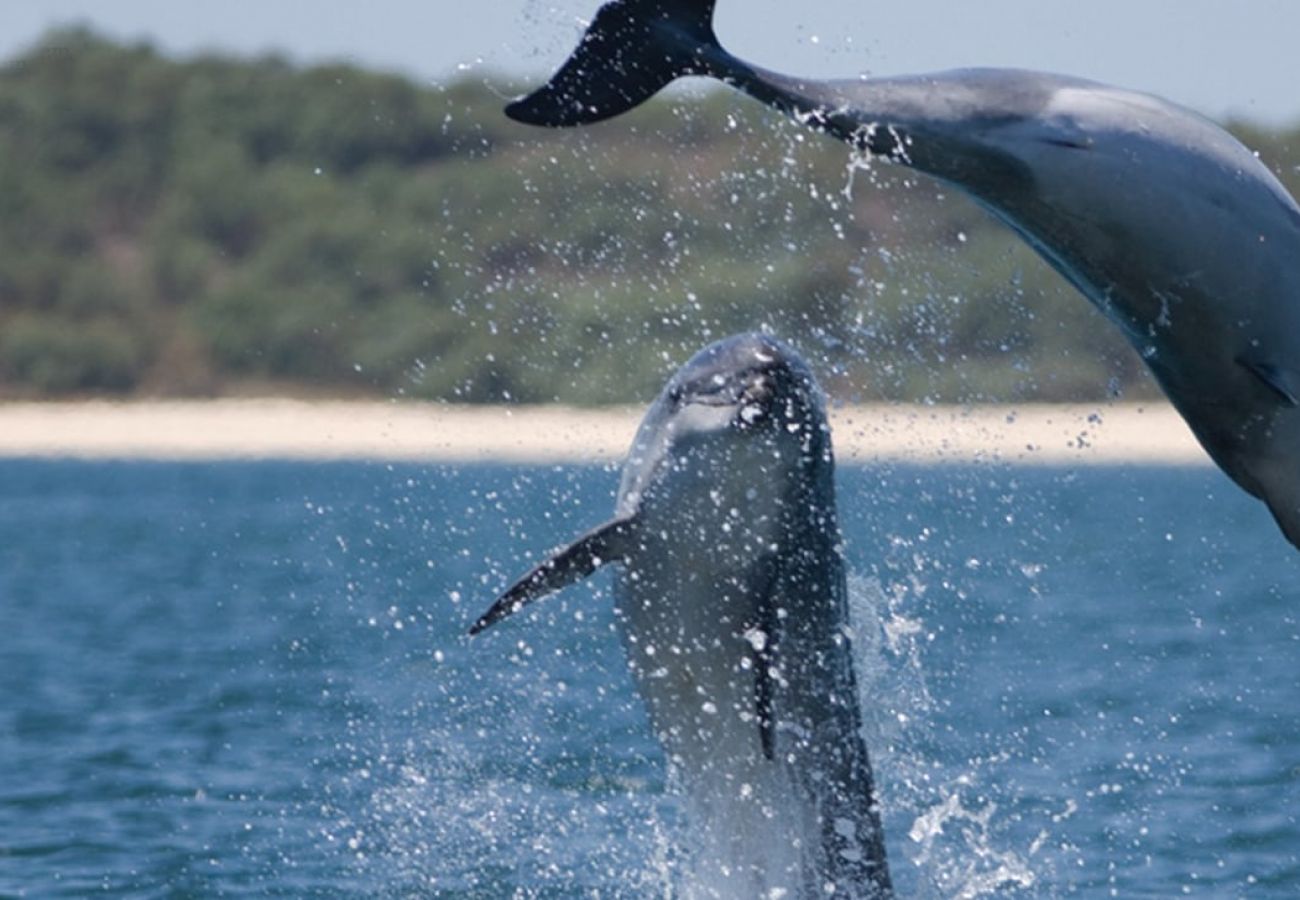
[4,1,1300,125]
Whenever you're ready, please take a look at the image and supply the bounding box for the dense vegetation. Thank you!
[2,29,1297,403]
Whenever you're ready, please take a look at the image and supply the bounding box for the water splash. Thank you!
[848,573,934,746]
[847,574,1040,898]
[908,792,1036,899]
[336,730,678,896]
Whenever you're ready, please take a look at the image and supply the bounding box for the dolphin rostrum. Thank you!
[471,333,892,898]
[505,0,1300,550]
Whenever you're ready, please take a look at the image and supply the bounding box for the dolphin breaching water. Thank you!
[504,0,1300,550]
[471,333,893,898]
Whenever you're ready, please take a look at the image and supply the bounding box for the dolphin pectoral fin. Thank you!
[755,649,776,761]
[505,0,721,127]
[1265,494,1300,551]
[1040,135,1092,150]
[468,517,636,635]
[747,555,782,761]
[1238,356,1300,406]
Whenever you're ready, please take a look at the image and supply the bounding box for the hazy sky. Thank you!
[6,1,1300,124]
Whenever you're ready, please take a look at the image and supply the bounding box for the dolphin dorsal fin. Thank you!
[1239,356,1300,406]
[469,517,636,635]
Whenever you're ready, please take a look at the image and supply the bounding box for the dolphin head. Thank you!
[668,332,819,431]
[616,333,832,521]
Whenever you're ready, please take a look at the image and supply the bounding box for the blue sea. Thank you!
[2,458,1298,897]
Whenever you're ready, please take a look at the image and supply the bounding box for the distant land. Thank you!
[0,400,1205,466]
[1,28,1297,406]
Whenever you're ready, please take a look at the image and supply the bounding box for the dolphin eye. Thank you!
[738,403,765,427]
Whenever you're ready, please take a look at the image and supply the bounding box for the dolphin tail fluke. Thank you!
[468,517,636,635]
[505,0,721,126]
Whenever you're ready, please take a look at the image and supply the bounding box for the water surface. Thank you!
[1,460,1297,896]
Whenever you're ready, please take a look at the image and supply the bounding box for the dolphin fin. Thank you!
[1239,356,1300,406]
[755,639,776,760]
[748,555,782,760]
[1266,494,1300,551]
[469,517,636,635]
[505,0,720,126]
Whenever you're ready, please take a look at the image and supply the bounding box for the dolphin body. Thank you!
[471,333,892,898]
[505,0,1300,550]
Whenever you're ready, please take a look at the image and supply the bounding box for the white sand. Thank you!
[0,399,1208,466]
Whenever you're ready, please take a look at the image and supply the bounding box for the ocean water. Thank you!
[1,458,1298,897]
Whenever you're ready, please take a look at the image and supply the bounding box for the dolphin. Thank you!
[471,333,892,898]
[504,0,1300,550]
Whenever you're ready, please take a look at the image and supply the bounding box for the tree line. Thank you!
[1,28,1296,404]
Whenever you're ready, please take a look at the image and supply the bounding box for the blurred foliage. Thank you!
[1,28,1297,402]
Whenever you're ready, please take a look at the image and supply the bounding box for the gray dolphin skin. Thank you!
[504,0,1300,550]
[471,333,892,898]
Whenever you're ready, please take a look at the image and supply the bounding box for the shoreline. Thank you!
[0,399,1208,466]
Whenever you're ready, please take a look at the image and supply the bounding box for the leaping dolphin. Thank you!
[505,0,1300,550]
[471,333,893,899]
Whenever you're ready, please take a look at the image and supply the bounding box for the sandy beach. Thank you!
[0,399,1209,466]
